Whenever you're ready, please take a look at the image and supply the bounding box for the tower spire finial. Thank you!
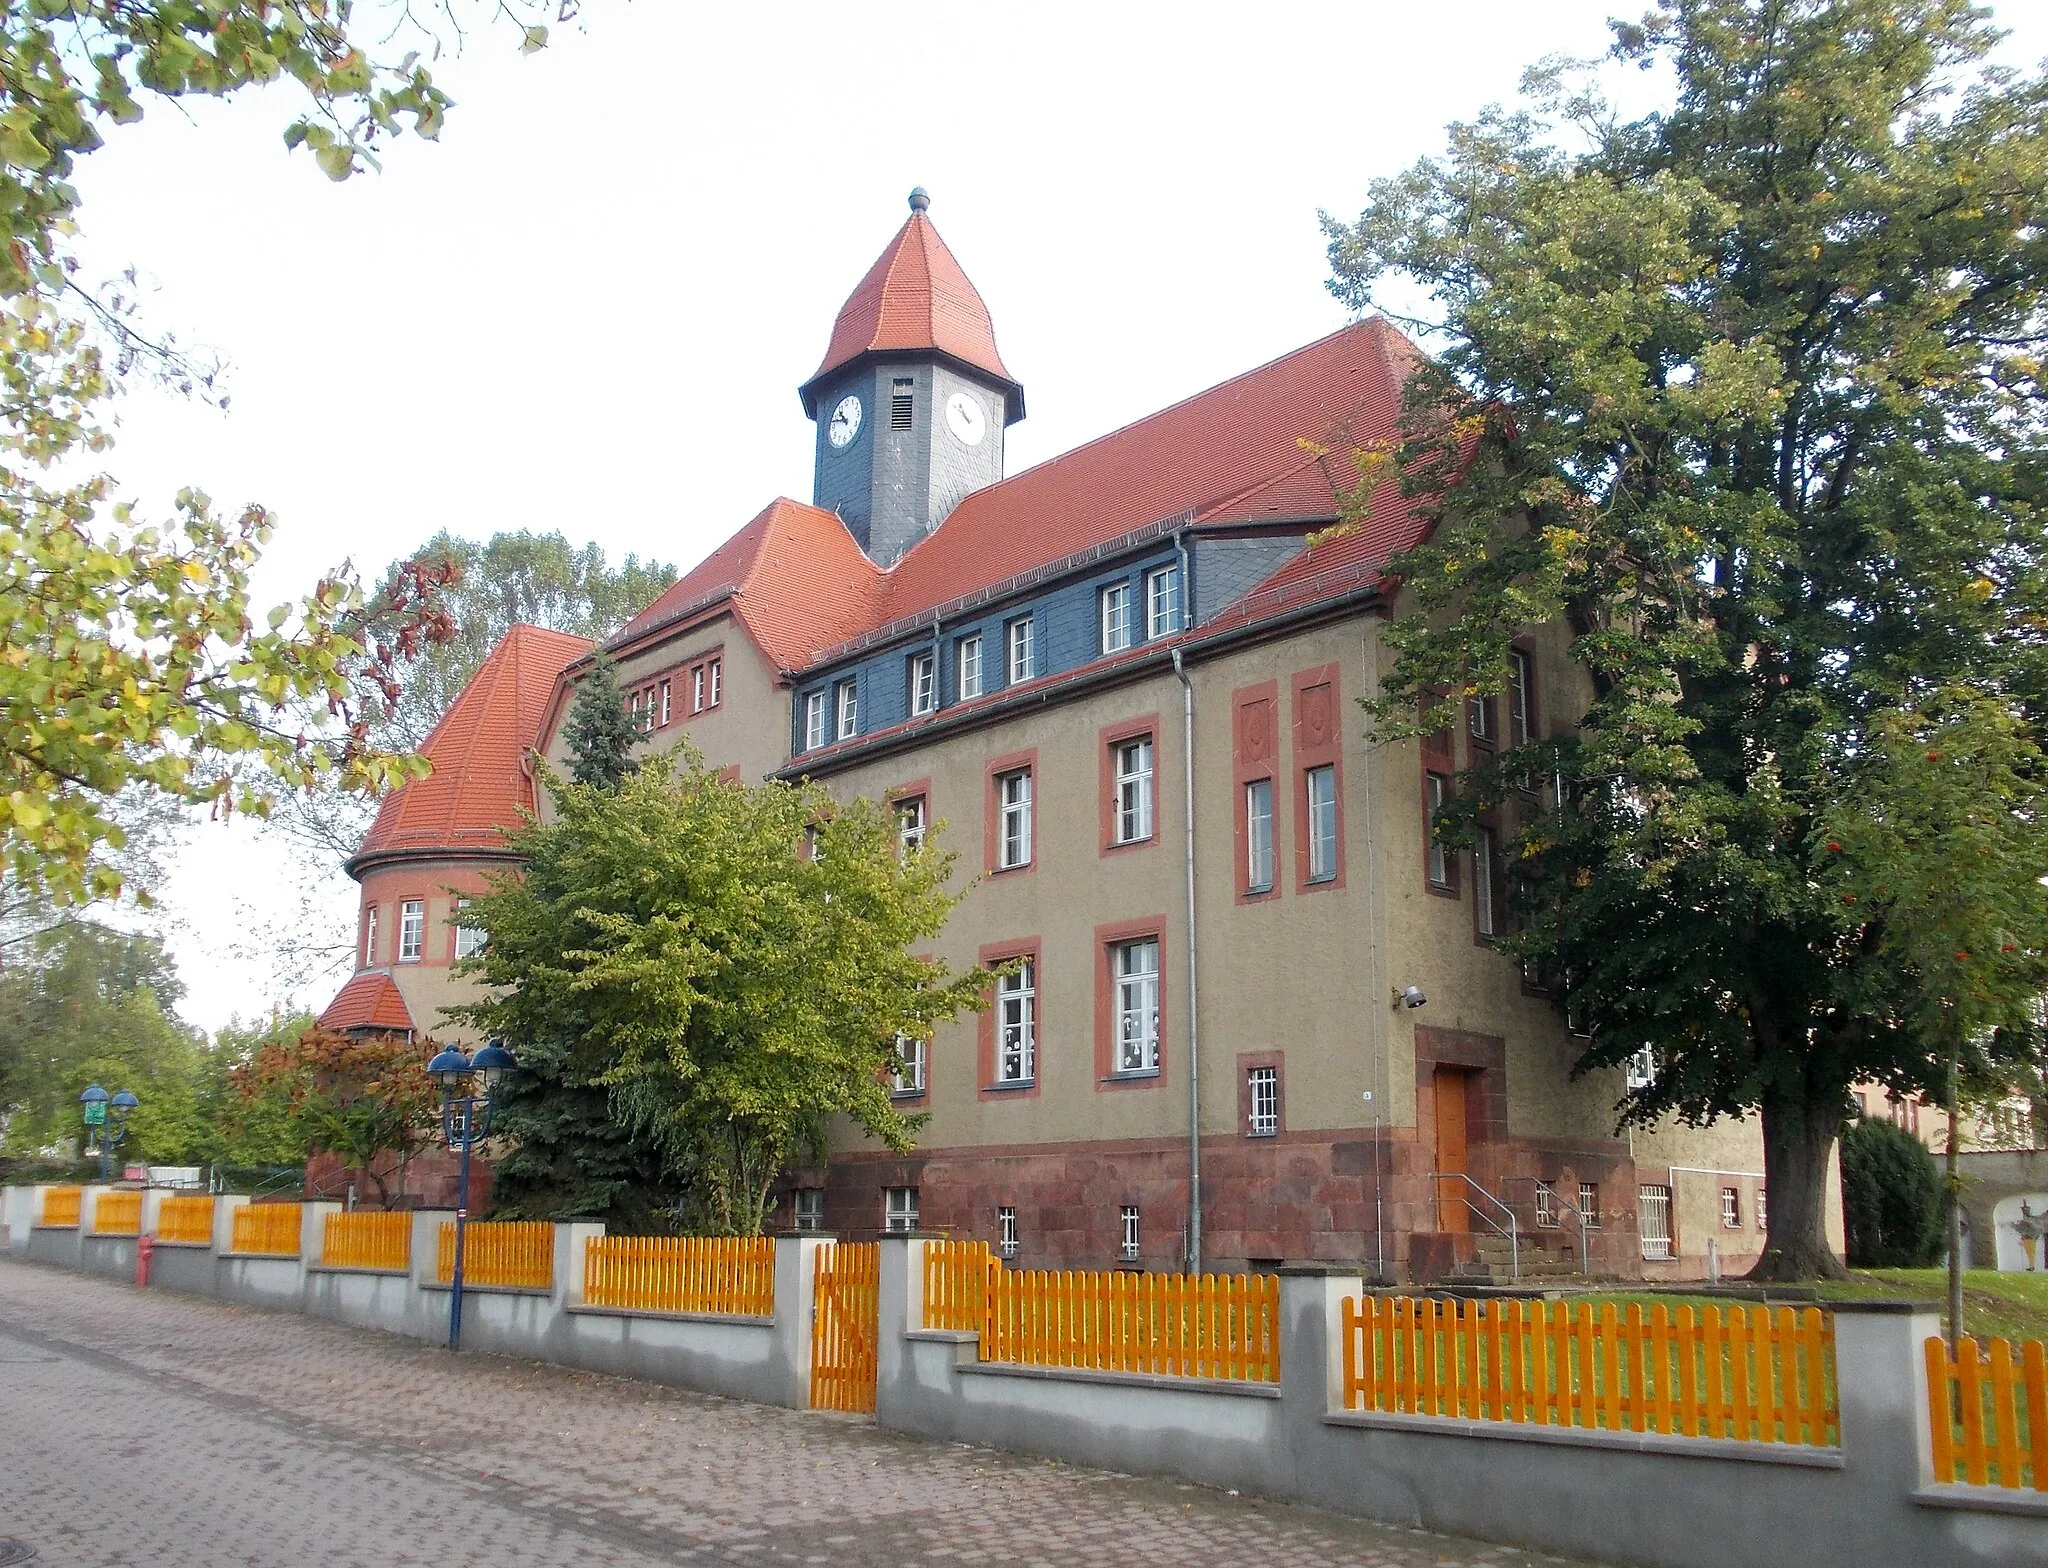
[908,186,930,215]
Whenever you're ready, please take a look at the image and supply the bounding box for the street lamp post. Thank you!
[79,1084,140,1182]
[426,1039,515,1352]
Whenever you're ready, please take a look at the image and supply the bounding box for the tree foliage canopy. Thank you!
[452,749,990,1235]
[1322,0,2048,1276]
[228,1026,435,1206]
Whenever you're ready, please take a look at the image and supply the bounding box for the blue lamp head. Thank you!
[79,1084,109,1106]
[110,1090,139,1110]
[469,1038,515,1088]
[426,1044,473,1093]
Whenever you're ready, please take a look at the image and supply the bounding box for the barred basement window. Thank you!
[1721,1186,1741,1229]
[793,1190,824,1232]
[1579,1182,1600,1228]
[884,1186,919,1234]
[1639,1185,1672,1260]
[1535,1181,1559,1228]
[998,1205,1018,1258]
[1247,1066,1278,1137]
[891,377,914,431]
[1119,1205,1141,1262]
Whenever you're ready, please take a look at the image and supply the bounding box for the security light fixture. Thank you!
[1395,985,1428,1010]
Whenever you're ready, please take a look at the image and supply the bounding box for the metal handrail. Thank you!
[1530,1179,1592,1275]
[1432,1172,1519,1281]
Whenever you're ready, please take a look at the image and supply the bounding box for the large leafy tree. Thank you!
[1322,0,2048,1276]
[227,1027,436,1207]
[0,3,570,909]
[452,749,991,1235]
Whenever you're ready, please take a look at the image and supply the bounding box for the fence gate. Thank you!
[810,1242,880,1412]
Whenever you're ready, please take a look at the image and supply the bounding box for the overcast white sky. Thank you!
[71,1,2045,1033]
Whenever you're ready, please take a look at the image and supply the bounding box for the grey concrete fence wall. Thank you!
[6,1186,2042,1568]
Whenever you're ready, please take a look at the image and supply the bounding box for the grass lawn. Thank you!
[1553,1270,2048,1344]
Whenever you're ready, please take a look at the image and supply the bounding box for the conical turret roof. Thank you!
[799,190,1022,419]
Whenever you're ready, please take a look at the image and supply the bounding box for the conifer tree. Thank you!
[563,654,640,792]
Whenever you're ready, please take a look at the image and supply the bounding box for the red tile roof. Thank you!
[617,498,883,671]
[317,971,415,1034]
[350,623,590,869]
[800,198,1021,415]
[623,317,1427,675]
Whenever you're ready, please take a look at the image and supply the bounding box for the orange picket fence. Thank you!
[38,1186,82,1227]
[984,1266,1281,1383]
[230,1202,304,1257]
[1342,1295,1837,1446]
[584,1235,775,1316]
[810,1241,881,1412]
[437,1221,554,1289]
[923,1239,1000,1332]
[156,1195,215,1244]
[323,1211,412,1272]
[91,1190,142,1235]
[1926,1334,2048,1490]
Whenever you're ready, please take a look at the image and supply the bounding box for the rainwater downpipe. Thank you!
[1172,531,1202,1275]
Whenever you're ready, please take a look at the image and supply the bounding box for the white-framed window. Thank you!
[398,899,425,963]
[1473,823,1498,936]
[362,905,378,968]
[1507,648,1533,747]
[1101,582,1133,653]
[1248,1065,1278,1137]
[1625,1048,1657,1091]
[891,1033,926,1096]
[1007,617,1035,684]
[1114,736,1154,844]
[835,678,858,741]
[1113,937,1160,1074]
[1579,1182,1600,1228]
[1145,563,1183,639]
[692,665,706,713]
[884,1186,919,1234]
[1306,765,1338,883]
[793,1189,824,1232]
[707,658,720,707]
[803,691,827,750]
[897,795,927,855]
[1245,778,1275,892]
[1640,1185,1673,1260]
[997,768,1032,869]
[1755,1185,1767,1232]
[453,900,487,960]
[1426,772,1451,888]
[996,958,1036,1084]
[1469,692,1494,742]
[1721,1186,1741,1229]
[1119,1204,1141,1262]
[998,1205,1019,1259]
[659,679,671,727]
[910,650,937,716]
[957,634,983,701]
[1535,1181,1559,1228]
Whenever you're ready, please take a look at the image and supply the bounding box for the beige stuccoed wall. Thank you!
[355,856,509,1044]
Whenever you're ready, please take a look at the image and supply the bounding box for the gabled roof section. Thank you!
[875,318,1418,627]
[799,191,1022,418]
[349,623,590,872]
[317,971,414,1034]
[616,498,883,671]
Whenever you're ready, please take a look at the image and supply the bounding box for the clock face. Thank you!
[945,391,987,447]
[827,394,862,448]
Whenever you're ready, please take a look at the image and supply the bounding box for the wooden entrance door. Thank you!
[1433,1067,1470,1233]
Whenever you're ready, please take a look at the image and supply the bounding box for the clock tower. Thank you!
[800,190,1024,568]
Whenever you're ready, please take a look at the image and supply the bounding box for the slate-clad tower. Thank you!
[799,190,1024,567]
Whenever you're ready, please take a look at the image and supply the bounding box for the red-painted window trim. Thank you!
[1097,713,1161,857]
[1093,915,1168,1091]
[887,776,933,856]
[984,747,1038,876]
[1291,663,1346,894]
[977,937,1043,1101]
[1232,680,1282,906]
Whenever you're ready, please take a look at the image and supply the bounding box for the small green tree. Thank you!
[562,653,640,793]
[453,749,990,1235]
[1840,1117,1944,1269]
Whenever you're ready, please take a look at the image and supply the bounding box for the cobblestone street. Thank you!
[0,1261,1600,1568]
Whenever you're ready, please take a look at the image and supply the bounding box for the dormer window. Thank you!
[909,650,936,716]
[1146,563,1183,638]
[803,691,827,751]
[1101,583,1134,654]
[891,376,914,431]
[835,678,858,741]
[958,634,984,701]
